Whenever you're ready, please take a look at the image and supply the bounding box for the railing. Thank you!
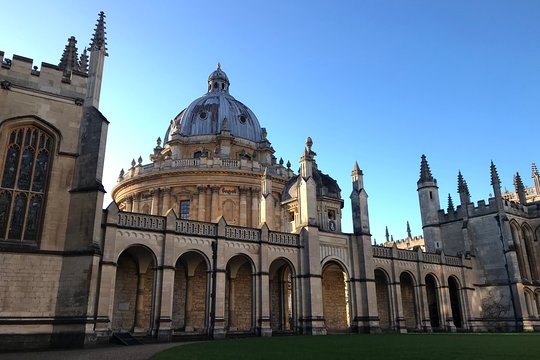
[445,255,462,266]
[268,232,299,246]
[372,246,392,258]
[423,253,441,264]
[225,226,260,241]
[397,249,418,261]
[221,159,239,168]
[117,213,165,231]
[175,220,217,236]
[173,158,200,167]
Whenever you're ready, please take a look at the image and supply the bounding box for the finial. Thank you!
[406,221,412,238]
[286,160,291,169]
[490,160,500,186]
[533,163,539,177]
[90,11,108,55]
[79,47,88,73]
[514,172,527,204]
[59,36,79,75]
[447,193,455,212]
[222,117,229,130]
[306,136,313,151]
[137,156,143,165]
[385,226,389,242]
[457,171,470,196]
[391,235,394,242]
[217,62,221,70]
[131,158,136,168]
[279,157,284,166]
[418,154,434,183]
[156,137,162,147]
[119,168,124,178]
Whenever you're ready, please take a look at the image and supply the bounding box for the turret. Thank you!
[298,137,317,226]
[85,11,108,108]
[350,161,370,234]
[417,154,442,252]
[447,194,455,213]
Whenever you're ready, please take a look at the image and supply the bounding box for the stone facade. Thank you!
[1,13,539,351]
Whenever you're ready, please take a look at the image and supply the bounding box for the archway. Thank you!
[375,268,392,331]
[448,276,463,328]
[225,255,254,332]
[511,221,530,280]
[269,258,295,332]
[522,224,538,281]
[322,261,350,331]
[172,251,209,333]
[425,274,440,329]
[112,246,156,333]
[400,272,418,330]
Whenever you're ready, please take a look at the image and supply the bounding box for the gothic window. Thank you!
[0,126,53,243]
[180,200,190,220]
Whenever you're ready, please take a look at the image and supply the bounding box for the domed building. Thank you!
[112,65,344,233]
[2,14,540,351]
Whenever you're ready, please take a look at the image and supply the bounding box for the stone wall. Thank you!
[375,270,391,330]
[400,274,417,329]
[226,262,252,331]
[172,264,186,329]
[112,255,137,331]
[0,253,61,316]
[322,265,348,330]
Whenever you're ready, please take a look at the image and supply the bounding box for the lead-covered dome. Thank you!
[166,64,263,143]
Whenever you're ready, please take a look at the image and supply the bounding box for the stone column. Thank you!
[132,193,141,213]
[157,266,175,341]
[126,196,133,212]
[197,186,206,221]
[161,187,171,215]
[239,187,248,227]
[151,189,160,215]
[258,226,272,335]
[251,189,259,227]
[95,262,118,337]
[211,186,220,222]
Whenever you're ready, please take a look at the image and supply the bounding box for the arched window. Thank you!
[0,126,53,243]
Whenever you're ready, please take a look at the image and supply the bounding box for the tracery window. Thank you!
[0,126,53,243]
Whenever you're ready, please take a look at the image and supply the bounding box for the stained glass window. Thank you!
[0,126,53,243]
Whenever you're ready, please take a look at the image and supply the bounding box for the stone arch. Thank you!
[448,275,463,328]
[374,268,392,331]
[112,245,157,333]
[172,250,210,333]
[399,271,418,330]
[534,290,540,317]
[524,288,536,318]
[269,257,296,332]
[510,220,530,280]
[225,254,255,332]
[322,260,350,331]
[425,273,441,329]
[522,223,538,280]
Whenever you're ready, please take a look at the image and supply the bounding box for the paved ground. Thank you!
[1,342,189,360]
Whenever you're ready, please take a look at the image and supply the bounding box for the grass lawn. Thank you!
[151,333,540,360]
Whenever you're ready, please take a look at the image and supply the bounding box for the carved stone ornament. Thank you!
[74,98,84,106]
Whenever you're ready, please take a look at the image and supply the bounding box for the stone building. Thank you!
[0,13,539,351]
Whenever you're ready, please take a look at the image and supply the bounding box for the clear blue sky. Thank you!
[2,1,539,244]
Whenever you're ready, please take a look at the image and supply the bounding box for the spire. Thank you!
[79,47,89,73]
[85,11,108,108]
[490,160,502,199]
[447,193,455,213]
[514,172,527,204]
[532,163,540,195]
[300,136,315,178]
[406,221,412,238]
[418,154,435,184]
[59,36,79,77]
[385,226,390,242]
[351,161,364,190]
[457,170,471,205]
[90,11,108,55]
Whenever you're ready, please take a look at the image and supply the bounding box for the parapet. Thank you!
[0,51,88,100]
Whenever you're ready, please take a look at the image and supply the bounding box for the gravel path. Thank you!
[1,342,190,360]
